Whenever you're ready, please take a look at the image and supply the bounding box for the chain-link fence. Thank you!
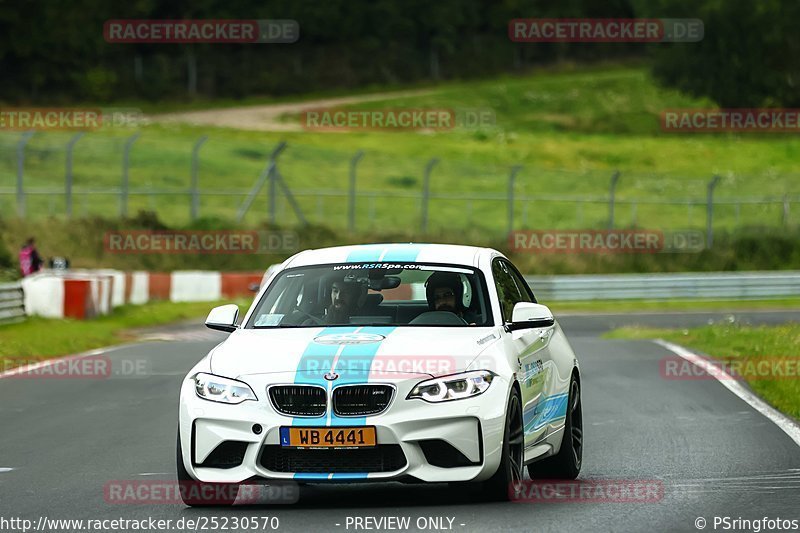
[0,131,796,238]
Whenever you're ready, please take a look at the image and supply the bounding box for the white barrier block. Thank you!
[21,274,65,318]
[170,271,222,302]
[129,271,149,305]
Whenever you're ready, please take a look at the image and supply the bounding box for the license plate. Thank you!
[279,427,376,448]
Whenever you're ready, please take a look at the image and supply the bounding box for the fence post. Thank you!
[706,175,721,248]
[235,141,287,224]
[268,159,278,225]
[783,194,790,227]
[608,170,620,229]
[65,132,85,218]
[190,135,208,221]
[121,133,141,218]
[420,158,439,232]
[507,165,522,235]
[16,131,35,217]
[349,150,364,232]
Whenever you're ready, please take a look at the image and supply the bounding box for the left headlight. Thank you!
[407,370,495,403]
[194,373,257,404]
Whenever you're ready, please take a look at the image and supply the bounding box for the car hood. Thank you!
[209,326,500,379]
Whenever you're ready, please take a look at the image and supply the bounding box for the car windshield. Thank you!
[246,263,493,328]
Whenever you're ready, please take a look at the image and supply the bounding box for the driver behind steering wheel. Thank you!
[324,277,368,324]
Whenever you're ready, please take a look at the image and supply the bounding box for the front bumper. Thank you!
[178,373,509,484]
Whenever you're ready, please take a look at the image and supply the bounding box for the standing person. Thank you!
[19,238,43,277]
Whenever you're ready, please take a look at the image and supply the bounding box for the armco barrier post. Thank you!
[420,158,439,233]
[190,135,208,221]
[65,132,85,218]
[349,150,364,232]
[508,165,522,235]
[16,131,35,218]
[608,170,620,229]
[121,133,141,218]
[706,175,721,248]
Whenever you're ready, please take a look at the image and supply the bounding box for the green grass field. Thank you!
[1,66,798,235]
[606,323,800,419]
[0,299,246,367]
[550,297,800,314]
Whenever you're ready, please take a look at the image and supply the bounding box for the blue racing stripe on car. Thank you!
[293,473,330,480]
[291,326,359,428]
[524,393,569,434]
[331,473,369,480]
[345,244,422,263]
[329,326,397,427]
[345,245,386,262]
[288,327,394,481]
[380,244,421,262]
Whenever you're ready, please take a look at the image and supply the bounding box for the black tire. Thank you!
[527,374,582,480]
[176,431,239,507]
[483,387,525,501]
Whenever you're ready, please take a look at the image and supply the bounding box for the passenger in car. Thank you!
[424,272,477,324]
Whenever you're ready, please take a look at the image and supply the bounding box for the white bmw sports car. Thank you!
[177,243,582,505]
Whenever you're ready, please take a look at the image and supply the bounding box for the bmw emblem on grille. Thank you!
[324,372,339,381]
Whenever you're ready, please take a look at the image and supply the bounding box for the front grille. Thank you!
[333,385,394,416]
[259,445,406,473]
[196,441,248,469]
[269,385,326,417]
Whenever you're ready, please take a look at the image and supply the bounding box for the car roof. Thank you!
[284,243,502,269]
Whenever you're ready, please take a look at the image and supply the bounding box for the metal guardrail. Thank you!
[0,282,25,323]
[525,271,800,301]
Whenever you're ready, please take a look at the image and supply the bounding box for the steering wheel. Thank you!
[291,308,323,325]
[408,311,468,326]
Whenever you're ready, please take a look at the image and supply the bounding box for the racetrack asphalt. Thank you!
[1,310,798,532]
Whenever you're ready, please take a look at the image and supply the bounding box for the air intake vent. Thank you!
[260,445,406,473]
[196,441,248,469]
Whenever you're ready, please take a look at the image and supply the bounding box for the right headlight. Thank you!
[407,370,495,403]
[193,373,257,404]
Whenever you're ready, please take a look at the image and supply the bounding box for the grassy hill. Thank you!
[1,65,797,236]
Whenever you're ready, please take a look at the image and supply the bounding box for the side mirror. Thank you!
[507,302,554,331]
[205,304,240,333]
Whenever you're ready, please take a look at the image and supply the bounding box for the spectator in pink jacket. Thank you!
[19,238,43,277]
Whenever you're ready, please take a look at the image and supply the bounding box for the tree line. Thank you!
[0,0,795,107]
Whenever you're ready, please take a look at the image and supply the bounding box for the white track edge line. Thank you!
[653,338,800,448]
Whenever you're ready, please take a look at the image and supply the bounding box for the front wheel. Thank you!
[482,388,525,501]
[176,431,239,507]
[527,374,582,479]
